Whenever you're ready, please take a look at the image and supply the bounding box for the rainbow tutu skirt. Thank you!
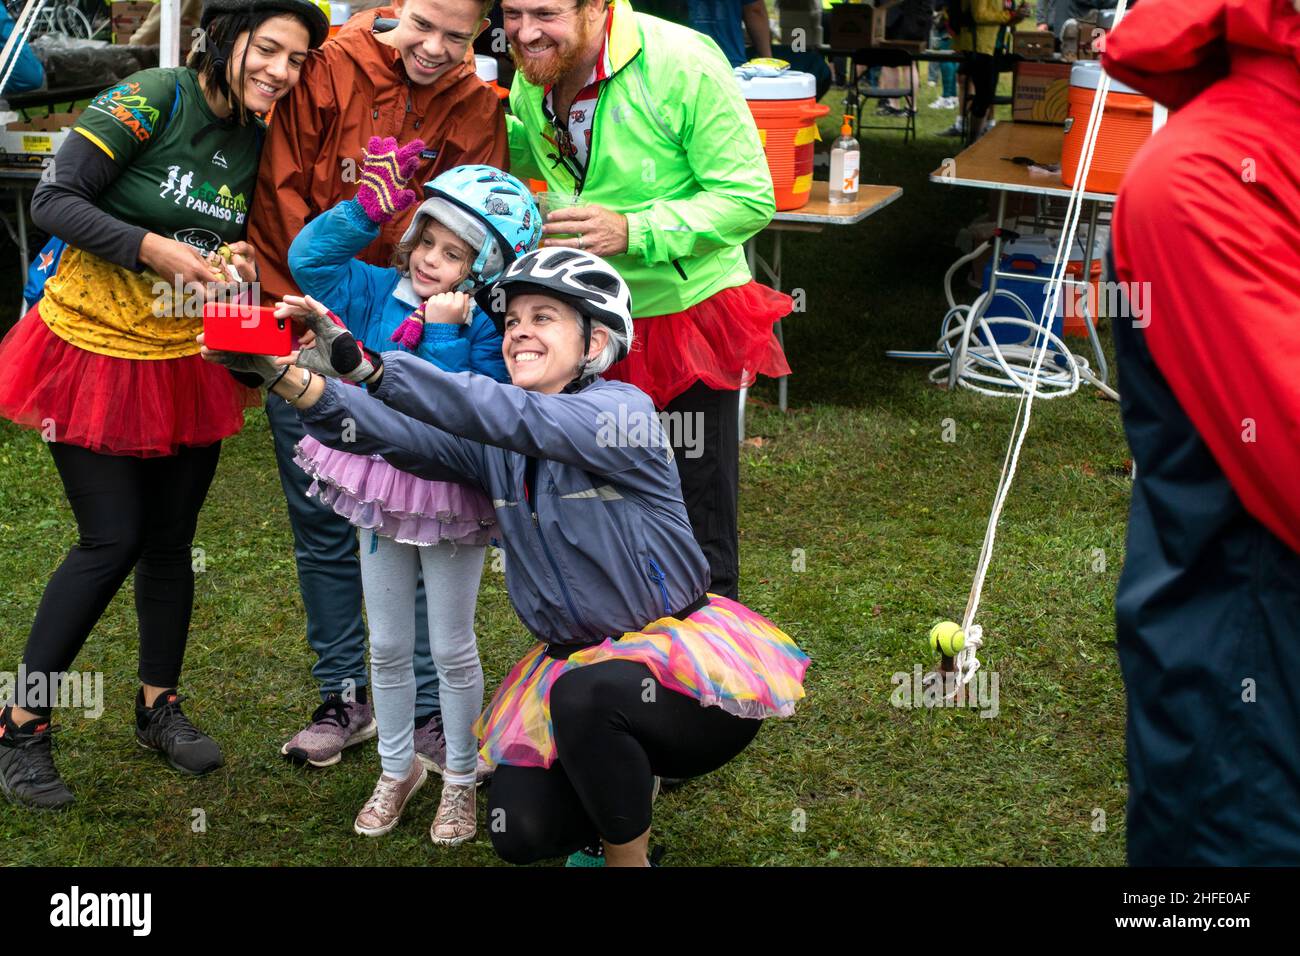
[474,594,809,769]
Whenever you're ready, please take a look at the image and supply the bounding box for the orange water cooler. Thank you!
[474,55,510,101]
[734,67,829,211]
[1060,61,1155,194]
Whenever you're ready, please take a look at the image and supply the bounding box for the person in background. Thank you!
[1036,0,1117,35]
[877,0,928,116]
[248,0,507,773]
[1104,0,1300,866]
[687,0,771,67]
[0,4,47,94]
[940,0,1026,138]
[928,0,959,110]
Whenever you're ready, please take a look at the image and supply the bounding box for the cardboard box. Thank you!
[1012,61,1071,124]
[828,1,899,51]
[1073,25,1106,60]
[112,1,153,44]
[1013,30,1056,59]
[112,1,199,45]
[0,111,82,164]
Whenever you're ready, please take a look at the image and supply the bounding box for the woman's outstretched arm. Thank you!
[271,368,487,488]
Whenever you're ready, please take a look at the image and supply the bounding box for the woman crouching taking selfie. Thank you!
[202,247,809,865]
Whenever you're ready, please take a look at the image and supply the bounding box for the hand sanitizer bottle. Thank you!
[829,115,860,204]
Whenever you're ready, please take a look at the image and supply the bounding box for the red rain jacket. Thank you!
[1104,0,1300,553]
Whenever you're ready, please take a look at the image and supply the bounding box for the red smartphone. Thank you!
[202,302,293,355]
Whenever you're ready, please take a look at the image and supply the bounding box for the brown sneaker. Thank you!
[429,781,477,846]
[353,762,427,837]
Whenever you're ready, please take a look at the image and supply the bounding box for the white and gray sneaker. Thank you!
[281,694,377,768]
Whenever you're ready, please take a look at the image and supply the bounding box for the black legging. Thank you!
[17,441,221,716]
[487,660,761,864]
[665,381,741,601]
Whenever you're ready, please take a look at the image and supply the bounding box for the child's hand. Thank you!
[423,291,473,325]
[355,135,426,225]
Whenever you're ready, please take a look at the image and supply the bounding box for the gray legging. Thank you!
[359,532,486,777]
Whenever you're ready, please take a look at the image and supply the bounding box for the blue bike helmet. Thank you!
[397,165,542,292]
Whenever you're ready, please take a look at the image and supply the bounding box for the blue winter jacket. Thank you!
[288,198,509,381]
[298,352,712,647]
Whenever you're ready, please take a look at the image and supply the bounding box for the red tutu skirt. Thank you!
[0,307,259,457]
[603,281,793,408]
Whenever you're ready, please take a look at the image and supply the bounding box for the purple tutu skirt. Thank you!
[294,435,495,547]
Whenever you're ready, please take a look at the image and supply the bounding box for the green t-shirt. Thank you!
[74,67,263,258]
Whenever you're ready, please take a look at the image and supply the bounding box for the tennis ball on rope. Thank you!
[929,621,966,657]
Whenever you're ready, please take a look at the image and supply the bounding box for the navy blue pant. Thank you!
[1113,274,1300,865]
[265,396,439,716]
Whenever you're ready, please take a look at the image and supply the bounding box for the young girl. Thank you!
[284,144,541,844]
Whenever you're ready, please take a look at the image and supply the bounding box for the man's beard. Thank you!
[510,18,595,87]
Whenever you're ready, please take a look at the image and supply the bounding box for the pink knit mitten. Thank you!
[356,136,426,224]
[389,304,425,349]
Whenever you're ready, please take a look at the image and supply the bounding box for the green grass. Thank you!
[0,92,1130,865]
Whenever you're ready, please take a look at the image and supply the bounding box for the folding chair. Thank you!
[846,46,918,144]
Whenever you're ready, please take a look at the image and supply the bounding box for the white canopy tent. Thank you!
[160,0,182,68]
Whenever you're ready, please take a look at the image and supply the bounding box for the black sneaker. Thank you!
[0,707,75,810]
[135,689,224,775]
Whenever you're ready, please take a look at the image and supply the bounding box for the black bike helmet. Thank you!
[201,0,332,48]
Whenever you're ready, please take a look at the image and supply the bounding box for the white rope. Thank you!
[0,0,51,99]
[949,0,1130,692]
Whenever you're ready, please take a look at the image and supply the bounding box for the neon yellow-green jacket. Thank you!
[507,0,775,318]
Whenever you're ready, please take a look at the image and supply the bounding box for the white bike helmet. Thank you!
[476,247,633,363]
[397,166,541,293]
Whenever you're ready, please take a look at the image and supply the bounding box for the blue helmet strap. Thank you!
[471,240,492,280]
